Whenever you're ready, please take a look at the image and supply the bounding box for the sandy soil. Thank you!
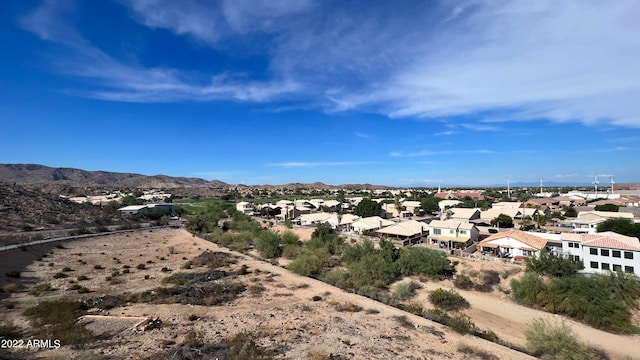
[0,228,636,359]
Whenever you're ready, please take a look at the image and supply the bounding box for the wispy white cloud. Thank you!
[355,132,371,139]
[433,130,456,136]
[19,0,640,127]
[390,149,495,157]
[266,161,379,168]
[460,123,500,132]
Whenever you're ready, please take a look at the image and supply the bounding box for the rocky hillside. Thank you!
[0,183,122,237]
[0,164,227,189]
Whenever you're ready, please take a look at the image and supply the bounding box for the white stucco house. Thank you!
[477,230,548,259]
[561,232,640,276]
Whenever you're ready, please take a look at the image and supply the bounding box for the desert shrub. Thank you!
[161,267,172,273]
[23,299,93,347]
[184,329,205,347]
[312,295,322,301]
[29,283,53,296]
[510,272,546,307]
[255,230,282,259]
[394,280,422,300]
[393,315,414,329]
[288,249,327,278]
[335,301,362,312]
[77,275,89,281]
[341,239,376,264]
[307,348,329,360]
[94,264,104,270]
[348,253,398,289]
[53,272,69,279]
[525,250,584,278]
[320,268,351,289]
[475,270,501,292]
[123,269,130,274]
[0,319,22,338]
[457,344,500,360]
[2,283,20,293]
[525,318,601,360]
[136,263,146,270]
[282,244,301,259]
[512,272,637,333]
[428,288,470,311]
[397,247,453,279]
[6,270,20,278]
[402,302,424,315]
[69,284,82,291]
[597,270,640,310]
[229,331,261,360]
[454,274,474,290]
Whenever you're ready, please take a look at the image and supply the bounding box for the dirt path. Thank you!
[420,282,640,359]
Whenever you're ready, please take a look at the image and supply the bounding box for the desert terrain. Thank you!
[0,228,637,359]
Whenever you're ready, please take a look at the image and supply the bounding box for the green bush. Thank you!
[428,288,469,311]
[53,272,69,279]
[397,247,453,279]
[288,253,324,277]
[29,283,53,296]
[525,250,584,277]
[525,318,601,360]
[255,230,282,259]
[394,281,421,300]
[454,274,474,290]
[512,272,638,333]
[23,299,93,347]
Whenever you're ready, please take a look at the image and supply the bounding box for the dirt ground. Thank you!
[0,228,636,359]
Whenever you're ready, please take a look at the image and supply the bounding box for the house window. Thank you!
[570,255,580,262]
[612,250,621,258]
[568,242,574,248]
[625,266,635,274]
[433,229,441,235]
[574,242,580,248]
[522,250,530,257]
[624,252,633,259]
[600,249,609,257]
[613,264,622,272]
[601,263,610,271]
[459,230,467,235]
[589,248,597,255]
[590,261,598,269]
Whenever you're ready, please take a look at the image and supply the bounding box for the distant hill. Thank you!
[0,164,228,189]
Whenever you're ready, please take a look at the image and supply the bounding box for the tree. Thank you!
[563,206,577,218]
[420,196,440,214]
[336,189,346,203]
[597,218,640,238]
[353,198,382,217]
[255,231,282,259]
[533,214,547,229]
[490,214,513,228]
[525,250,584,277]
[594,204,620,212]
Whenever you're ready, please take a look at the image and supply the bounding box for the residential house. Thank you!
[118,205,149,215]
[434,191,484,200]
[491,201,523,210]
[571,211,634,234]
[351,216,395,234]
[376,220,427,246]
[478,230,548,260]
[298,212,360,230]
[443,208,481,222]
[438,200,462,212]
[236,201,256,215]
[427,220,479,249]
[561,232,640,276]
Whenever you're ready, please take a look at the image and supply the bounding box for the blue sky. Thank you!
[1,0,640,186]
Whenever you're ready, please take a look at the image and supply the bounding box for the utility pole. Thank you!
[507,176,511,199]
[610,176,615,195]
[539,178,544,196]
[593,175,599,197]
